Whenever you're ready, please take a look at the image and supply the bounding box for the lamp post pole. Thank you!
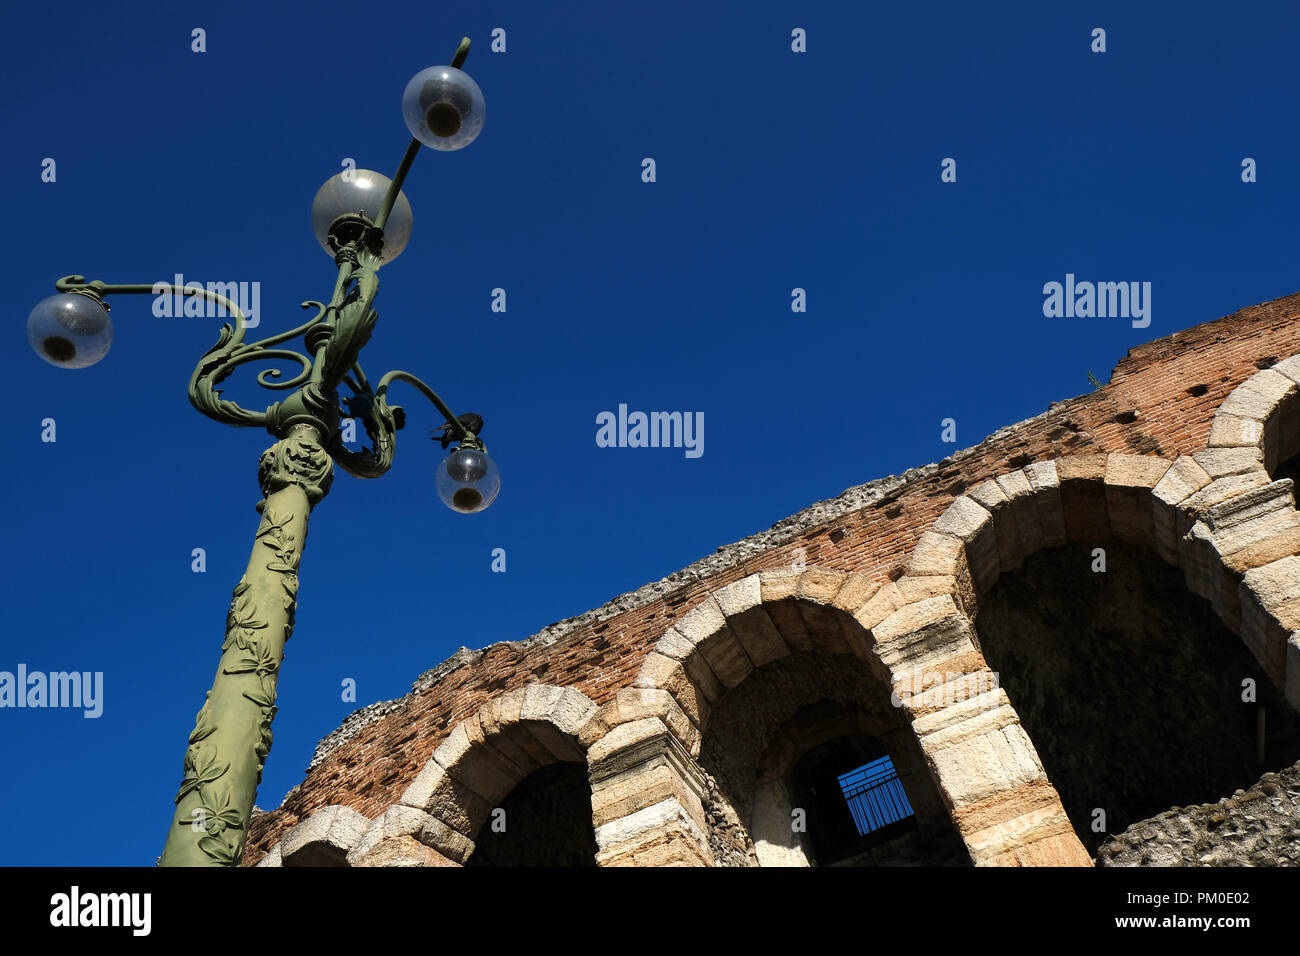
[28,37,498,867]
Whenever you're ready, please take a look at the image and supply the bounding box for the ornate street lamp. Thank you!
[26,38,498,866]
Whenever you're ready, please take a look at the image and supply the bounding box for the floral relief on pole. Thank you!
[258,433,334,509]
[175,700,241,864]
[170,433,332,867]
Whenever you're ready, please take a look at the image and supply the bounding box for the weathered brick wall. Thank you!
[244,290,1300,865]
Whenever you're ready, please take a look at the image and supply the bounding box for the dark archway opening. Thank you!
[697,648,969,866]
[465,761,598,867]
[1271,444,1300,486]
[790,734,919,865]
[975,540,1300,856]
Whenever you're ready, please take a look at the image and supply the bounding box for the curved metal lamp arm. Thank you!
[55,276,328,429]
[375,369,482,448]
[58,274,251,339]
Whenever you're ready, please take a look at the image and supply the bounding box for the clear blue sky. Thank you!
[2,1,1298,865]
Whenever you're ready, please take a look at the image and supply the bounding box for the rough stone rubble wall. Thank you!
[244,290,1300,865]
[1098,763,1300,866]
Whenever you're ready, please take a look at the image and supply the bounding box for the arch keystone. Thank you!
[759,570,816,651]
[1103,454,1172,543]
[797,569,853,654]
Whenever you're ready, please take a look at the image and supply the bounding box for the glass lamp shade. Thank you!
[436,447,500,514]
[310,169,413,261]
[402,66,485,151]
[27,293,113,368]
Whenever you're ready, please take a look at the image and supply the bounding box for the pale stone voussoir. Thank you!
[348,834,457,867]
[896,575,959,606]
[873,594,963,646]
[632,650,698,713]
[933,495,993,541]
[797,566,849,606]
[520,683,565,724]
[1241,555,1300,612]
[1023,459,1061,492]
[254,843,283,867]
[347,804,476,866]
[495,687,527,727]
[1193,447,1267,481]
[1218,385,1280,422]
[853,581,903,632]
[684,597,754,688]
[759,568,803,604]
[1104,453,1173,490]
[1270,354,1300,386]
[608,687,699,748]
[1208,413,1268,450]
[674,595,729,647]
[832,572,882,615]
[1153,456,1213,508]
[1024,460,1068,547]
[280,805,371,866]
[588,716,674,767]
[1055,453,1108,483]
[400,748,511,838]
[713,574,762,619]
[1243,367,1298,405]
[431,722,473,773]
[654,626,697,662]
[907,531,966,578]
[966,479,1010,513]
[995,468,1034,505]
[520,683,597,736]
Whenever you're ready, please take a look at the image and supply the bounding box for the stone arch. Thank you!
[901,447,1300,860]
[1205,356,1300,479]
[342,683,599,867]
[914,451,1300,710]
[621,568,1043,865]
[1201,358,1300,704]
[632,569,895,745]
[254,804,370,867]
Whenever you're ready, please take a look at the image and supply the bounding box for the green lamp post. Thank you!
[26,38,498,867]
